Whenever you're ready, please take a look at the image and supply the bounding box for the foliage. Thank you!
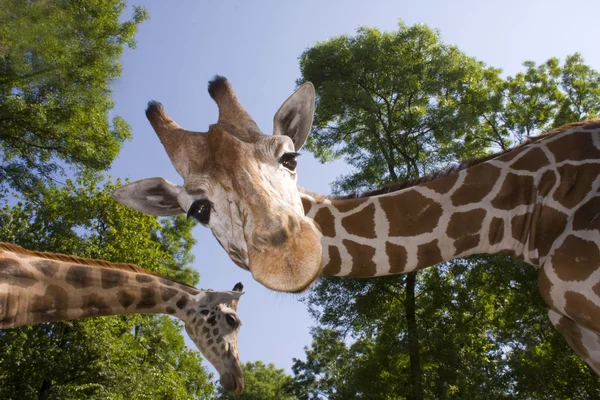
[0,177,213,399]
[216,361,298,400]
[0,0,148,197]
[294,20,600,399]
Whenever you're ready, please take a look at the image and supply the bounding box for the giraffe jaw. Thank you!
[248,219,323,292]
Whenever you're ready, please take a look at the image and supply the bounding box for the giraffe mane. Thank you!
[334,118,600,200]
[0,242,195,288]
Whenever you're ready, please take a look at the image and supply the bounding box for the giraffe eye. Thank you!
[225,314,238,328]
[279,152,299,172]
[187,199,211,225]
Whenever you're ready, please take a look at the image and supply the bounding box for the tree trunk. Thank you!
[405,271,423,400]
[37,379,52,400]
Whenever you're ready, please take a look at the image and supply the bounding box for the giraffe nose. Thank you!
[251,213,300,249]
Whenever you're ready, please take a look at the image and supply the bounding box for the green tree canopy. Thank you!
[0,0,147,197]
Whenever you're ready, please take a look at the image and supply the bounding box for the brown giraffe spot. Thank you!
[217,336,223,344]
[135,274,154,284]
[494,146,528,163]
[176,295,189,309]
[582,122,600,130]
[386,242,407,274]
[422,172,459,194]
[301,197,312,215]
[101,268,127,289]
[537,268,554,308]
[451,163,502,206]
[341,203,376,239]
[207,338,214,346]
[0,258,37,287]
[159,277,175,286]
[208,316,216,326]
[491,173,535,210]
[531,205,569,259]
[551,236,600,282]
[446,208,486,239]
[179,285,198,295]
[332,198,368,213]
[81,293,110,317]
[65,265,93,289]
[322,245,342,276]
[553,163,600,209]
[555,315,589,358]
[537,170,557,197]
[564,291,600,333]
[202,326,210,334]
[573,197,600,232]
[510,147,550,171]
[546,131,600,163]
[415,240,443,270]
[160,286,178,301]
[380,191,443,237]
[166,306,176,314]
[593,281,600,299]
[211,347,220,356]
[29,285,68,323]
[314,207,336,238]
[212,328,219,335]
[137,287,157,309]
[117,289,135,309]
[343,240,376,277]
[33,261,59,277]
[454,234,481,255]
[488,217,504,245]
[511,212,533,245]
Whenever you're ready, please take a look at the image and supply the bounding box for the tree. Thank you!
[0,176,214,399]
[298,21,501,400]
[216,361,297,400]
[0,0,147,197]
[295,20,600,399]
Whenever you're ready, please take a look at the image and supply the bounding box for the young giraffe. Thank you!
[0,242,245,394]
[113,77,600,374]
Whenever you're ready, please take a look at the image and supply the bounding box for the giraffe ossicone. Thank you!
[0,243,245,395]
[113,76,600,374]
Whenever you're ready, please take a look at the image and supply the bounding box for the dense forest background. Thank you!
[1,1,599,399]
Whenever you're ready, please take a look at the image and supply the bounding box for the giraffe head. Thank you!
[186,282,245,394]
[114,77,322,293]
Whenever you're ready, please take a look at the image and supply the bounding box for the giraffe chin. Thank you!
[220,370,244,395]
[248,220,322,293]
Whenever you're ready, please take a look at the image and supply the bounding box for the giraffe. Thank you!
[113,76,600,374]
[0,242,245,394]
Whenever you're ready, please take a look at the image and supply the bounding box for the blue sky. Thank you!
[110,0,600,377]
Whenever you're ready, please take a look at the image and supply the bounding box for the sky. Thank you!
[110,0,600,377]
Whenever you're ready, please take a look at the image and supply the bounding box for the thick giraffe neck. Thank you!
[301,122,600,277]
[0,250,201,328]
[300,156,546,277]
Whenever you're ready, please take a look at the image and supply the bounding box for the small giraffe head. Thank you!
[186,282,245,394]
[113,77,322,292]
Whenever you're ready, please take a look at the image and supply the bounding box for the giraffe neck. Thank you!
[301,120,600,277]
[0,246,202,328]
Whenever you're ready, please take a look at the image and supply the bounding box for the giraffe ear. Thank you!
[112,177,183,216]
[273,82,315,151]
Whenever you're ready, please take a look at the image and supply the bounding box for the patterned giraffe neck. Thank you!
[300,119,600,278]
[0,242,245,394]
